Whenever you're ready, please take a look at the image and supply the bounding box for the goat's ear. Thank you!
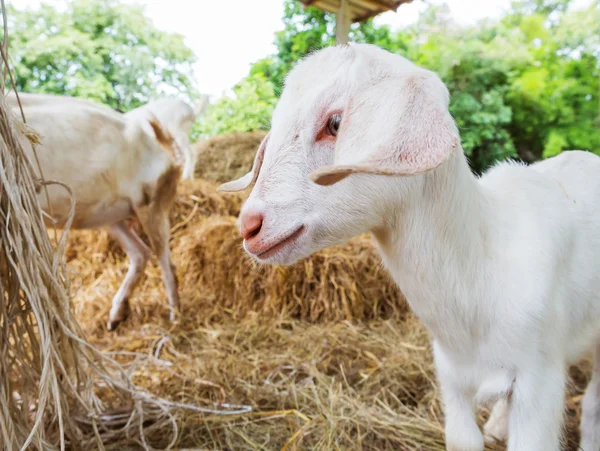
[148,117,184,163]
[148,118,173,148]
[218,133,269,192]
[309,71,459,186]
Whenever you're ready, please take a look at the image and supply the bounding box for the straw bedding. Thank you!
[193,131,267,183]
[66,139,590,449]
[0,88,187,449]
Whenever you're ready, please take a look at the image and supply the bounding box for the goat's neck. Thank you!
[373,149,492,348]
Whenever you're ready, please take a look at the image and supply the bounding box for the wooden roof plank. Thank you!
[300,0,413,23]
[311,0,339,14]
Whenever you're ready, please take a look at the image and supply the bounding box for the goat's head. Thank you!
[219,43,459,265]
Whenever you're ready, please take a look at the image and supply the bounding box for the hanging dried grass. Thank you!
[0,4,249,449]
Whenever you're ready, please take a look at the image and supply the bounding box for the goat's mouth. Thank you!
[247,225,306,261]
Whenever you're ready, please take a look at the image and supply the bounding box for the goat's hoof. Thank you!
[107,319,121,331]
[107,300,130,331]
[169,310,179,322]
[483,424,507,444]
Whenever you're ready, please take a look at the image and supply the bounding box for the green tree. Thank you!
[250,0,411,93]
[194,74,277,138]
[247,0,598,172]
[505,2,600,161]
[196,0,597,174]
[7,0,197,111]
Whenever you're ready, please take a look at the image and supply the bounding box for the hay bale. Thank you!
[66,177,405,324]
[193,131,266,183]
[173,177,247,220]
[176,216,406,322]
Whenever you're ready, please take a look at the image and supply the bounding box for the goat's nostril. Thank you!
[241,213,263,241]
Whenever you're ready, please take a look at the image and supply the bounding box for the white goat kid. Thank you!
[219,43,600,451]
[8,93,181,331]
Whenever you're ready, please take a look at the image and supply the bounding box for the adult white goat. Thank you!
[9,93,202,180]
[7,92,181,331]
[219,43,600,451]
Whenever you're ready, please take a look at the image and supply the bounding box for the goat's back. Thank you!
[12,99,171,228]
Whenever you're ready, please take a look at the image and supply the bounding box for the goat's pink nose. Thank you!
[240,212,263,241]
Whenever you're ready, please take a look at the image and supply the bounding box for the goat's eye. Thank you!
[326,113,342,137]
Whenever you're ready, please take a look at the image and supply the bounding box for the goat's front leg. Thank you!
[580,344,600,451]
[434,344,483,451]
[106,221,151,330]
[507,363,565,451]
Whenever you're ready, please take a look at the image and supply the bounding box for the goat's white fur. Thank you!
[8,92,199,180]
[7,92,182,330]
[220,43,600,451]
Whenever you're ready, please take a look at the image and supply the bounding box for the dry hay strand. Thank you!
[71,305,511,451]
[0,94,126,449]
[70,293,588,450]
[0,30,248,451]
[193,131,267,183]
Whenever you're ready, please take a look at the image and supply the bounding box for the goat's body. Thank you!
[375,150,600,449]
[9,92,198,180]
[17,100,172,229]
[10,93,181,330]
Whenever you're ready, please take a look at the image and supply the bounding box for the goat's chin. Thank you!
[246,241,315,266]
[252,254,300,266]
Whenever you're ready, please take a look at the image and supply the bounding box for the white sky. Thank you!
[7,0,590,97]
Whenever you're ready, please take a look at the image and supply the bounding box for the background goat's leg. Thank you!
[135,166,181,321]
[106,221,151,330]
[581,344,600,451]
[483,397,509,443]
[136,206,179,321]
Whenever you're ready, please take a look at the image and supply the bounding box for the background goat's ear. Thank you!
[218,133,269,192]
[309,71,459,186]
[148,117,172,147]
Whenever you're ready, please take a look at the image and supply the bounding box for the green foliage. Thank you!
[249,0,411,94]
[193,74,277,138]
[240,0,599,173]
[7,0,197,110]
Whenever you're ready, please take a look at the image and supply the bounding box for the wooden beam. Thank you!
[301,0,414,24]
[312,1,339,14]
[353,8,383,22]
[336,0,351,44]
[353,0,394,12]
